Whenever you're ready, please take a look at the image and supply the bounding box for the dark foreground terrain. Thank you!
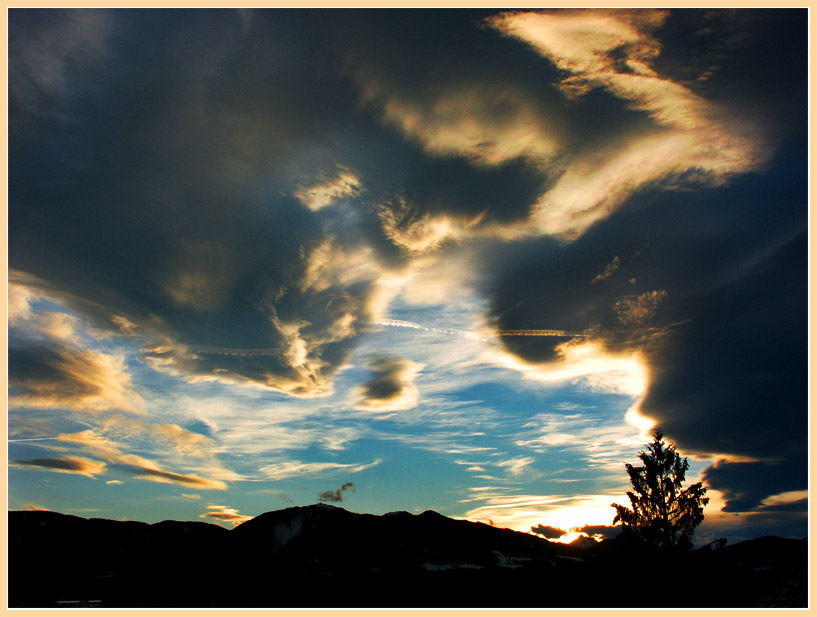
[9,504,807,608]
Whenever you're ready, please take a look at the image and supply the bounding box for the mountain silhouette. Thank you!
[8,505,806,608]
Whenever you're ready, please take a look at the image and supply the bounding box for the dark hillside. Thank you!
[8,506,807,608]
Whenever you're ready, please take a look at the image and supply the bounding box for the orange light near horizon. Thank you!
[463,492,627,544]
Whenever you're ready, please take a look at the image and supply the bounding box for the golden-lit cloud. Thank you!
[350,10,772,246]
[8,279,36,324]
[488,10,668,96]
[110,314,139,335]
[612,290,668,329]
[11,455,107,478]
[56,427,230,490]
[377,201,483,254]
[362,83,562,166]
[9,344,145,414]
[356,20,741,253]
[22,504,50,511]
[36,312,80,342]
[9,276,145,414]
[150,423,215,458]
[294,170,360,211]
[488,9,770,239]
[300,239,381,296]
[259,458,382,481]
[57,429,126,460]
[481,338,649,397]
[530,132,695,238]
[354,357,423,412]
[758,490,808,509]
[394,250,481,307]
[200,504,252,526]
[117,464,228,490]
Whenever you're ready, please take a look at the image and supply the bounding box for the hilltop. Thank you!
[8,505,807,608]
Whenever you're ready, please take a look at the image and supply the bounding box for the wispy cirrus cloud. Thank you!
[495,456,536,477]
[115,464,228,490]
[55,425,232,490]
[513,412,649,469]
[259,458,382,481]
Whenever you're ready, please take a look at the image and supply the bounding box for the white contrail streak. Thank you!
[7,437,59,442]
[187,345,285,358]
[376,319,586,341]
[180,321,587,357]
[376,319,491,342]
[497,329,585,337]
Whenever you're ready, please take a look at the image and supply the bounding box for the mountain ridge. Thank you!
[8,505,807,608]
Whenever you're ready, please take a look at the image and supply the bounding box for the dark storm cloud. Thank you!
[485,183,806,513]
[652,9,807,134]
[8,9,390,396]
[324,10,619,238]
[7,9,570,394]
[701,460,807,513]
[700,500,807,543]
[7,8,747,397]
[318,482,355,503]
[354,357,422,411]
[483,10,806,514]
[755,498,808,515]
[530,524,566,539]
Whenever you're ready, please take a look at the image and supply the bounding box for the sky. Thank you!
[7,8,807,546]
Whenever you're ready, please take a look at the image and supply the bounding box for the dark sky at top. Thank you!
[7,9,808,540]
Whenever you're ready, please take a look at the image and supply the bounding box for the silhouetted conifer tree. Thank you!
[611,428,708,549]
